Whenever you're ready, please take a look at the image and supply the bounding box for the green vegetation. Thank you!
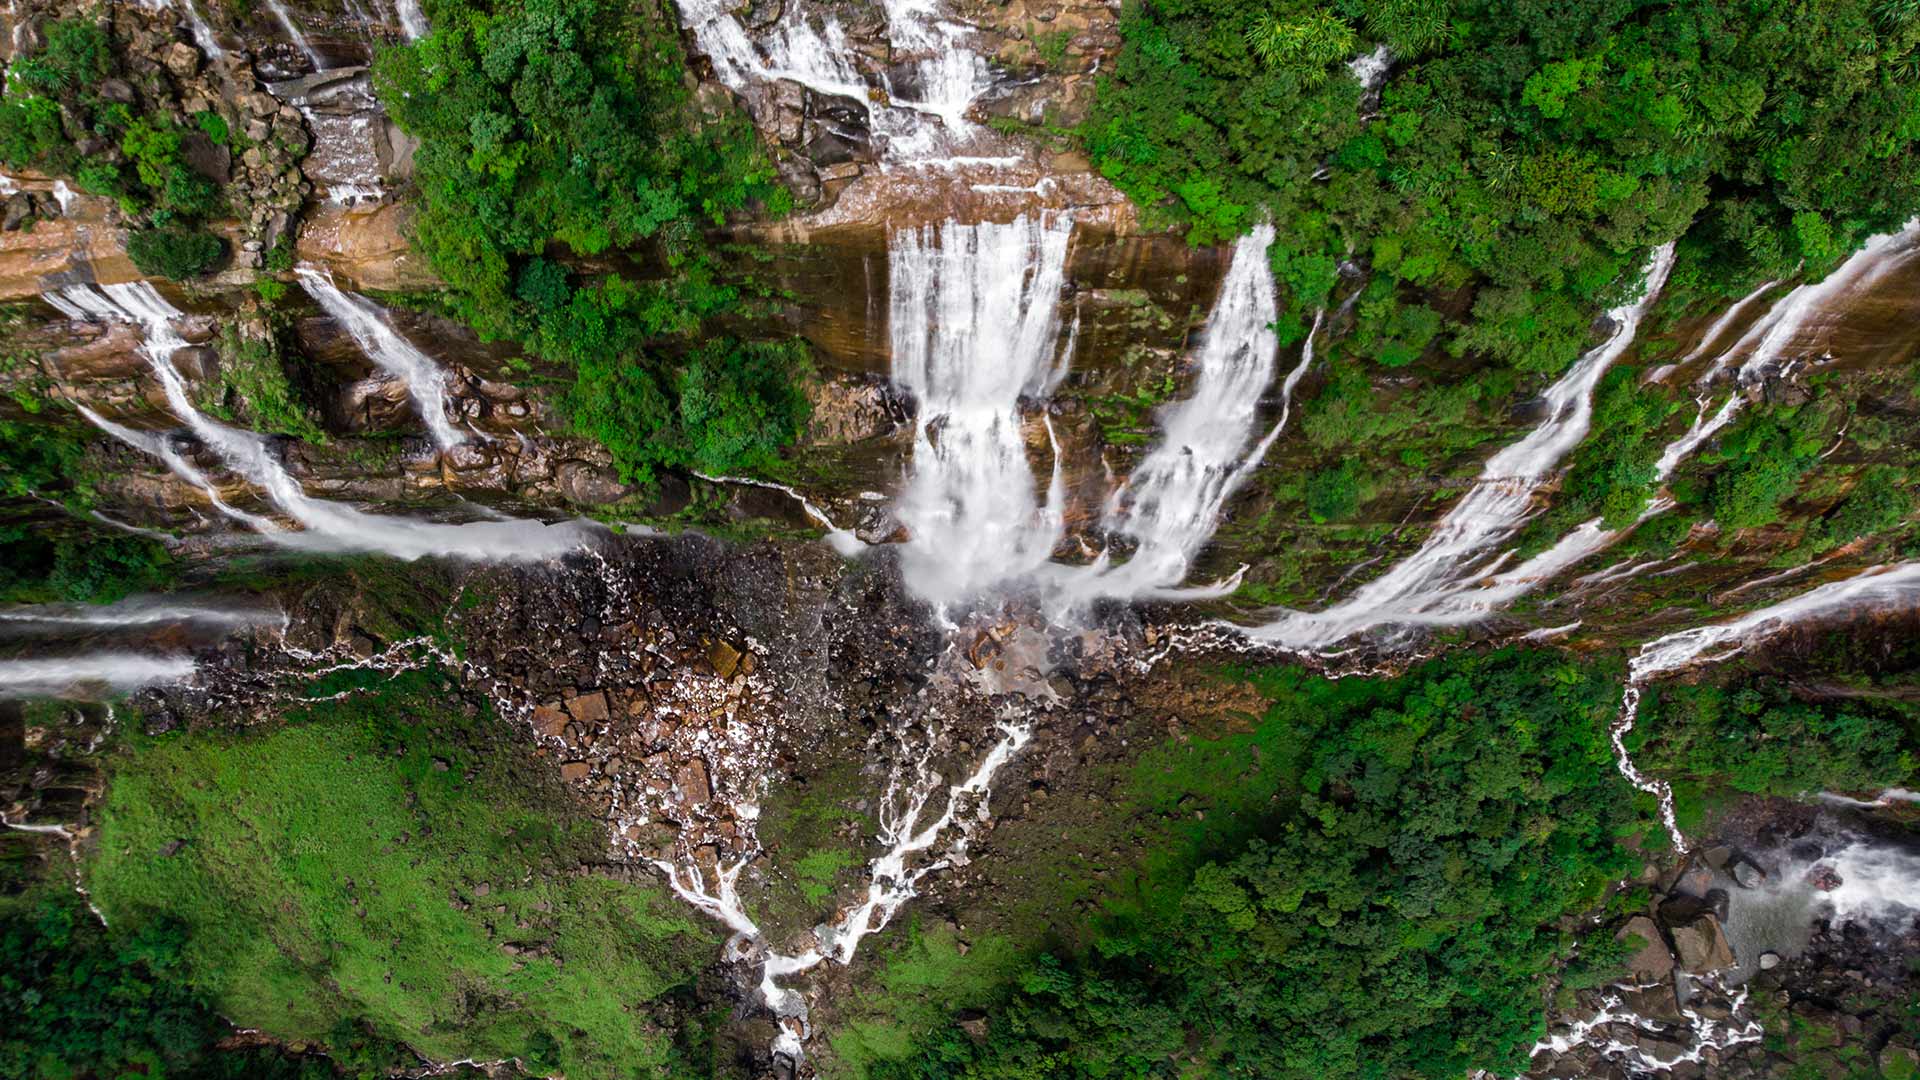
[871,649,1642,1079]
[1517,365,1678,554]
[0,418,174,603]
[86,668,717,1077]
[127,227,227,280]
[0,887,333,1079]
[1086,0,1920,374]
[0,18,228,278]
[372,0,806,485]
[205,325,327,443]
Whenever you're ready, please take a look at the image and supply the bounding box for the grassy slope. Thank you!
[85,668,716,1077]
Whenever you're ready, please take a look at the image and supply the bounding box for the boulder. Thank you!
[1730,858,1766,889]
[531,706,567,738]
[559,761,591,782]
[1617,916,1675,981]
[564,690,610,724]
[1806,863,1843,891]
[1669,913,1736,973]
[1759,951,1782,970]
[674,758,712,805]
[163,41,201,79]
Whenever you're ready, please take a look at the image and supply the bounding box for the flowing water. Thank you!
[889,215,1075,615]
[48,284,596,562]
[1050,226,1314,607]
[1248,242,1677,648]
[1723,821,1920,983]
[261,0,325,69]
[393,0,428,38]
[0,596,282,632]
[0,653,196,699]
[1610,561,1920,850]
[673,0,989,162]
[295,267,468,451]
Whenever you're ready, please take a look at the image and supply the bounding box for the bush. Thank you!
[126,227,225,280]
[373,0,806,484]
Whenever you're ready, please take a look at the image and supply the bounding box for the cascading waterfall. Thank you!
[393,0,428,38]
[48,284,595,562]
[889,215,1074,614]
[0,596,283,632]
[1654,222,1919,480]
[261,0,325,69]
[294,267,468,451]
[1051,225,1314,606]
[1249,242,1677,648]
[0,653,196,699]
[1611,561,1920,850]
[674,0,990,161]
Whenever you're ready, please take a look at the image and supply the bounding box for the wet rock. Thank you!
[707,640,743,679]
[1618,915,1675,981]
[1731,858,1766,889]
[1806,863,1843,891]
[1670,913,1736,973]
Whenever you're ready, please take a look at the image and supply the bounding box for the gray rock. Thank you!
[1759,951,1781,969]
[1731,858,1766,889]
[1618,915,1675,981]
[2,191,33,231]
[1670,913,1736,973]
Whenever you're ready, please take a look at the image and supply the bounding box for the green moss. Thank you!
[86,668,715,1078]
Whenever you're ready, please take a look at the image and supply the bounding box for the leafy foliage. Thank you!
[0,890,332,1079]
[0,419,173,603]
[372,0,805,484]
[1635,676,1919,797]
[126,227,226,280]
[1086,0,1920,374]
[873,649,1639,1080]
[0,18,227,276]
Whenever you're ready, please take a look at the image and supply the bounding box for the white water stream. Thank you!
[294,267,467,451]
[674,0,989,161]
[261,0,325,69]
[1248,243,1677,648]
[1610,561,1920,850]
[889,215,1074,615]
[47,284,594,562]
[0,596,282,632]
[393,0,428,38]
[1050,225,1314,607]
[0,653,196,699]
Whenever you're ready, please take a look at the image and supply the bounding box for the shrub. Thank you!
[126,228,226,280]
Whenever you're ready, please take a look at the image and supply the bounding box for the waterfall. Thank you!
[1249,242,1677,648]
[1052,225,1310,606]
[673,0,989,161]
[1653,223,1919,479]
[294,267,468,451]
[394,0,428,38]
[1611,561,1920,850]
[890,216,1074,614]
[261,0,325,69]
[76,403,288,534]
[0,653,195,699]
[0,596,282,632]
[49,284,595,562]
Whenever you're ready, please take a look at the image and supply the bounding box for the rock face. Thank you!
[1617,915,1675,981]
[1669,913,1736,972]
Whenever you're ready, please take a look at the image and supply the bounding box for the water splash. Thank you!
[51,284,596,562]
[1248,243,1677,648]
[295,267,467,451]
[889,216,1074,614]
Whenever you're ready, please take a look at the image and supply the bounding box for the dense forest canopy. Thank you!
[1088,0,1920,367]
